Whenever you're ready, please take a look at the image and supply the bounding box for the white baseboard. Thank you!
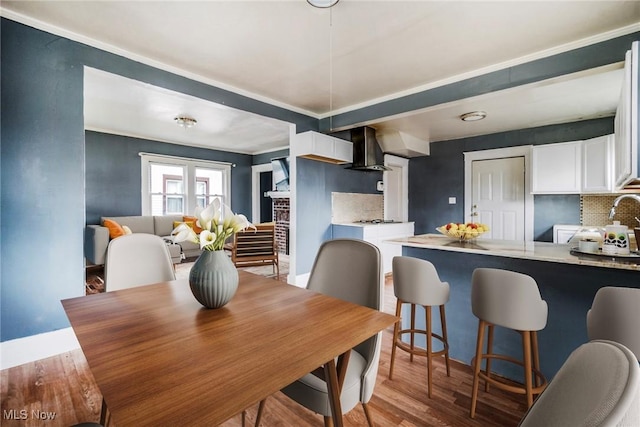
[292,272,310,288]
[0,328,80,370]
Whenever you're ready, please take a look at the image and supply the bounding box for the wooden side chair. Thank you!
[231,223,279,279]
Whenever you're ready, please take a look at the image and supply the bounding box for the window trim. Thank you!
[140,152,232,216]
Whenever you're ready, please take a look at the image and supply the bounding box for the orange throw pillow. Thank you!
[103,219,126,239]
[183,216,203,234]
[173,220,194,231]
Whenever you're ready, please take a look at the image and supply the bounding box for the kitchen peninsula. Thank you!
[388,233,640,383]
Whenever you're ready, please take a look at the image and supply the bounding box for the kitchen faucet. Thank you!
[608,194,640,219]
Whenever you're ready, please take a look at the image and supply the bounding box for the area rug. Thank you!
[175,254,289,283]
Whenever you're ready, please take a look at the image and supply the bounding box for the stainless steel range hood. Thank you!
[347,126,390,171]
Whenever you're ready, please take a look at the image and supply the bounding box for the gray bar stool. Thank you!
[587,286,640,362]
[470,268,548,418]
[389,256,451,398]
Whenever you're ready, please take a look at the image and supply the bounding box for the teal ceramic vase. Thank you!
[188,250,239,308]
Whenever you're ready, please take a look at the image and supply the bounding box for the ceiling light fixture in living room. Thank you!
[174,116,197,128]
[307,0,339,8]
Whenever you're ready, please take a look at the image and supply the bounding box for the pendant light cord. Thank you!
[329,7,333,132]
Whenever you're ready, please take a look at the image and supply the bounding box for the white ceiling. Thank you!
[83,68,293,154]
[2,1,639,155]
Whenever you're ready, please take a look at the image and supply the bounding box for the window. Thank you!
[140,153,231,216]
[163,174,184,214]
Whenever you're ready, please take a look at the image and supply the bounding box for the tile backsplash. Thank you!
[332,192,383,223]
[581,195,640,229]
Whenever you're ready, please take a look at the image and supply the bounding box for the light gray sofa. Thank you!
[85,215,201,266]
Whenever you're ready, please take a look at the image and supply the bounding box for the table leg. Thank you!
[100,397,109,426]
[324,350,351,427]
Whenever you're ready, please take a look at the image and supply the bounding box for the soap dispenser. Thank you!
[602,221,629,255]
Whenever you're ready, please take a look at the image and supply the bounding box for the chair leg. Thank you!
[389,299,402,379]
[324,415,334,427]
[522,331,534,408]
[484,324,494,392]
[409,303,416,362]
[255,398,266,427]
[362,402,375,427]
[531,331,541,388]
[426,305,433,398]
[470,319,486,419]
[440,304,451,377]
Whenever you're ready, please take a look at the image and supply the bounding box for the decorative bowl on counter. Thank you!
[436,222,489,241]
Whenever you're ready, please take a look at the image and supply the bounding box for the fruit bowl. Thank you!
[436,222,489,241]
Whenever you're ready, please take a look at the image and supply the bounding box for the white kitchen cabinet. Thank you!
[531,141,582,194]
[613,41,639,189]
[291,131,353,164]
[582,134,614,193]
[331,222,415,274]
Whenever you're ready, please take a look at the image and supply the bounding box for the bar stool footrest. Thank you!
[395,329,449,358]
[472,353,547,395]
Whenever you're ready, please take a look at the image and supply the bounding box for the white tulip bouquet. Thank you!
[172,198,254,251]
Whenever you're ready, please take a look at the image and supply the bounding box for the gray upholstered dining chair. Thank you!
[587,286,640,362]
[104,233,176,292]
[255,238,384,427]
[518,340,640,427]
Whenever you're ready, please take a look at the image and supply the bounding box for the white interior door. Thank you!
[384,154,409,222]
[472,157,525,240]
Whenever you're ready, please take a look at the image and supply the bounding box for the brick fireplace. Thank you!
[273,198,290,255]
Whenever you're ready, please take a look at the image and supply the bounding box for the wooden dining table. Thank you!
[62,271,397,426]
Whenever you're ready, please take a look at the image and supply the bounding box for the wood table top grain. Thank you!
[62,271,397,426]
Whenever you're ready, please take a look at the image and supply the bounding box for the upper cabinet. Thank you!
[582,134,613,193]
[291,131,353,165]
[532,136,616,194]
[532,140,582,194]
[613,41,639,190]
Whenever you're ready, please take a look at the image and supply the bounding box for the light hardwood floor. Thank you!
[1,278,528,427]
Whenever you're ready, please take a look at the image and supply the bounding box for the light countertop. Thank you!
[387,234,640,271]
[332,221,414,228]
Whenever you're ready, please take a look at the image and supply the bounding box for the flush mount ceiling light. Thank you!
[460,111,487,122]
[307,0,339,8]
[174,116,197,128]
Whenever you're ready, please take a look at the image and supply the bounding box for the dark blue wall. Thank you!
[0,18,316,342]
[295,158,382,273]
[1,18,86,341]
[403,246,640,380]
[85,131,254,225]
[253,148,289,166]
[408,118,614,241]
